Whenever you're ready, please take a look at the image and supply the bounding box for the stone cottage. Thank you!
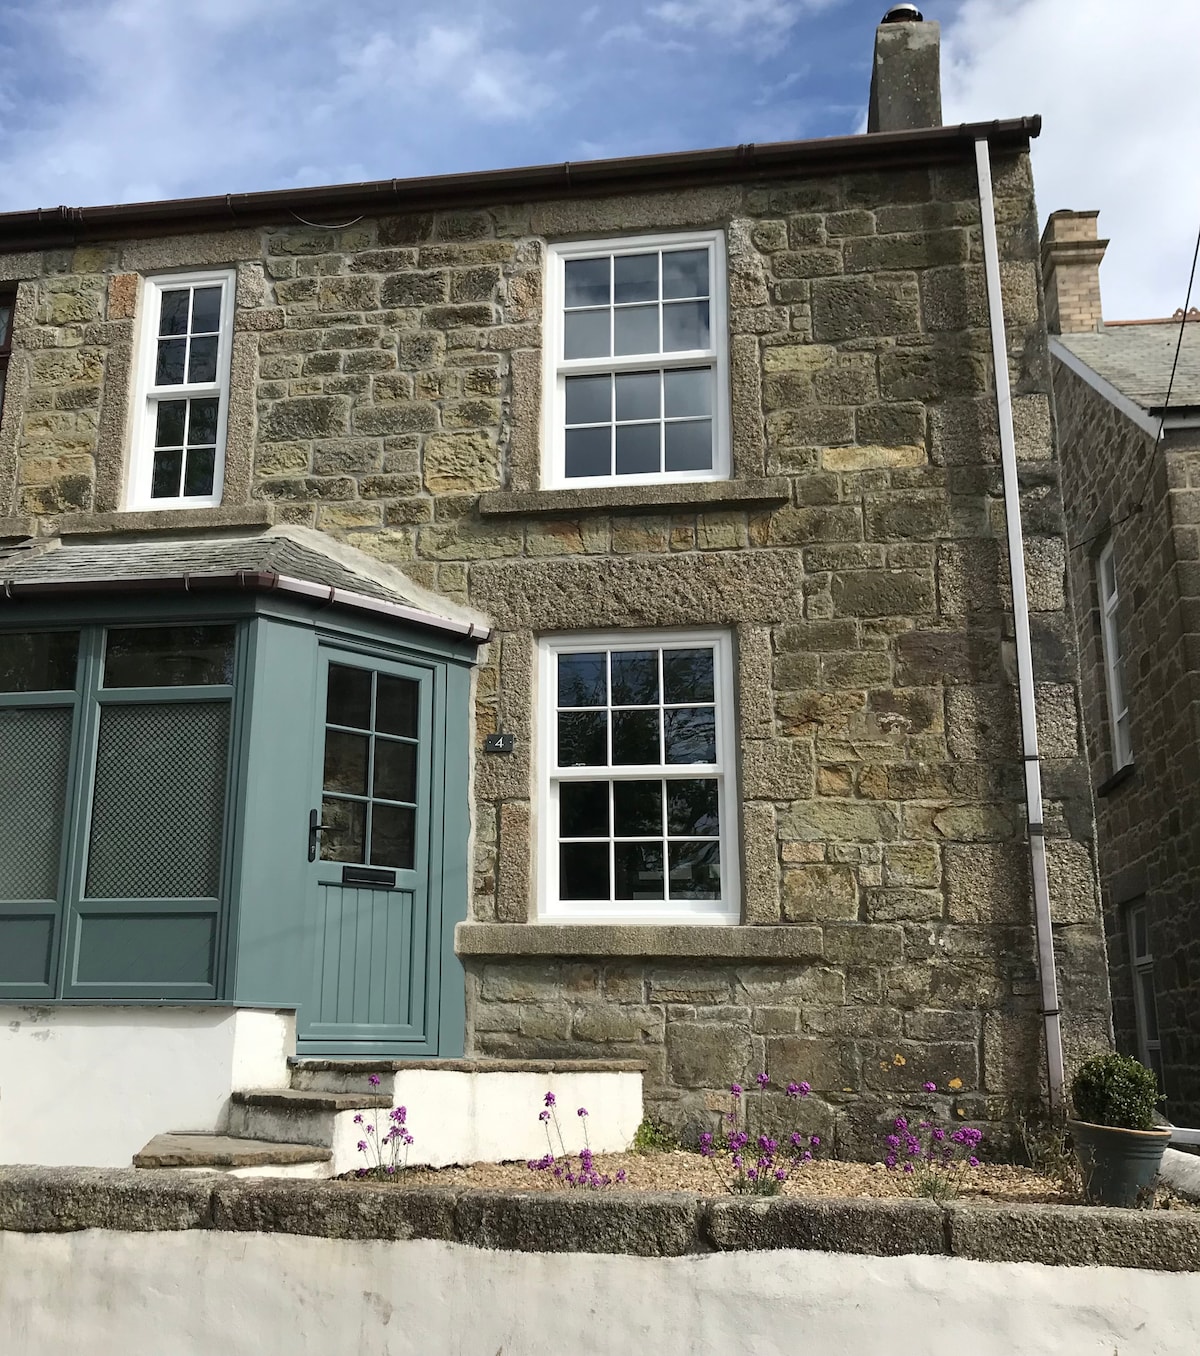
[0,11,1112,1168]
[1044,208,1200,1126]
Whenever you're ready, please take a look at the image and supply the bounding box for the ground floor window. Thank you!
[1126,901,1163,1087]
[537,629,738,922]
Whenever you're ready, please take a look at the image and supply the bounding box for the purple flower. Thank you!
[544,1092,556,1108]
[353,1114,363,1124]
[357,1140,368,1152]
[802,1150,812,1162]
[747,1168,758,1181]
[730,1084,743,1098]
[923,1081,937,1093]
[903,1162,915,1174]
[539,1109,550,1122]
[368,1074,381,1087]
[885,1134,900,1150]
[885,1155,897,1169]
[786,1080,811,1098]
[894,1117,908,1131]
[616,1169,627,1183]
[775,1169,787,1181]
[756,1073,770,1088]
[968,1156,980,1168]
[385,1165,396,1175]
[577,1107,588,1118]
[809,1135,821,1147]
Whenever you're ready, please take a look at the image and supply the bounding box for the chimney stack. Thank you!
[1040,211,1108,334]
[868,6,942,134]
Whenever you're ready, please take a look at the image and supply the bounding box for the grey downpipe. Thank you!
[974,137,1067,1113]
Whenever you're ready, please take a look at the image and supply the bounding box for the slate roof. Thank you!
[0,525,490,639]
[1056,319,1200,412]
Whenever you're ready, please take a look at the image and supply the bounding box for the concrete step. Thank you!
[226,1088,394,1159]
[133,1133,333,1180]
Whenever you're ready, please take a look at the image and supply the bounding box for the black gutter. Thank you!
[0,119,1041,251]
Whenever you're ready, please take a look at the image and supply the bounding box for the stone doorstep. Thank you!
[230,1089,393,1113]
[133,1134,331,1171]
[287,1058,648,1074]
[3,1170,1200,1273]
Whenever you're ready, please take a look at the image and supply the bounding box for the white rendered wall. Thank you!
[3,1230,1200,1356]
[0,1006,294,1167]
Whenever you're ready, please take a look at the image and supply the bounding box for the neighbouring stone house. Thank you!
[0,12,1112,1164]
[1044,208,1200,1125]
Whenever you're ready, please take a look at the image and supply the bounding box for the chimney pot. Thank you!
[868,13,942,133]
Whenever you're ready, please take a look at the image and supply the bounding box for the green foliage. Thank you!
[631,1117,679,1155]
[1070,1053,1162,1131]
[1017,1108,1081,1196]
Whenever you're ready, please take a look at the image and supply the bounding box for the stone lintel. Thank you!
[478,478,791,519]
[455,922,823,960]
[2,1168,1200,1270]
[43,504,273,538]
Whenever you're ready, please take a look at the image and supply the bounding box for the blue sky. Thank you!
[0,0,1195,319]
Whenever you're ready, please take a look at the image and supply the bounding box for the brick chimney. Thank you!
[1040,211,1109,334]
[868,6,942,133]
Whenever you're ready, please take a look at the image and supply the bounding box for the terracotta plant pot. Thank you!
[1068,1119,1172,1208]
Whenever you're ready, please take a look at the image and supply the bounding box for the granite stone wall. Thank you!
[0,151,1112,1150]
[1055,356,1200,1124]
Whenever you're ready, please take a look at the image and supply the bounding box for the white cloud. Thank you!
[943,0,1200,320]
[649,0,842,44]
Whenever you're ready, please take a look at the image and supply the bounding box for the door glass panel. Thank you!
[104,625,234,687]
[319,662,421,869]
[0,631,80,692]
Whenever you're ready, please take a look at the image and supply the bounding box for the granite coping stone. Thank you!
[477,478,791,519]
[287,1057,648,1074]
[2,1168,1198,1270]
[454,923,824,960]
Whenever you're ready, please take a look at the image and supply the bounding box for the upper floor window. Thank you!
[544,232,728,489]
[1097,539,1133,770]
[129,271,235,510]
[0,288,15,425]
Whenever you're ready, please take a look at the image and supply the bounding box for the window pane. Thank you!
[377,675,418,737]
[667,779,719,836]
[558,710,607,766]
[558,652,607,707]
[188,397,220,446]
[614,305,658,356]
[0,301,13,344]
[371,803,415,870]
[0,631,79,692]
[183,447,216,498]
[191,286,222,334]
[615,371,660,422]
[159,289,190,336]
[665,368,711,418]
[615,423,660,476]
[663,648,715,703]
[664,419,713,472]
[611,649,659,705]
[155,338,187,385]
[188,335,218,384]
[104,625,236,688]
[324,730,369,795]
[565,426,611,478]
[374,738,417,803]
[564,310,610,360]
[612,709,660,765]
[663,300,710,352]
[668,841,721,899]
[155,399,187,447]
[663,249,709,300]
[151,448,183,498]
[1140,970,1160,1042]
[564,257,610,308]
[327,663,371,729]
[565,374,610,425]
[1132,907,1148,959]
[561,842,609,900]
[560,781,609,838]
[664,707,716,764]
[614,253,658,304]
[613,779,662,837]
[615,842,664,900]
[321,796,365,863]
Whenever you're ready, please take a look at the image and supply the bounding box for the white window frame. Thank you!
[127,269,236,511]
[1126,902,1163,1086]
[1097,539,1133,770]
[536,628,739,924]
[542,230,730,490]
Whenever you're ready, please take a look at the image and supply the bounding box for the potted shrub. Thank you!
[1068,1053,1170,1207]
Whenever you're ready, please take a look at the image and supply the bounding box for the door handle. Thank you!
[308,808,333,862]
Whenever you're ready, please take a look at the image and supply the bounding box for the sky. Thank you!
[0,0,1194,320]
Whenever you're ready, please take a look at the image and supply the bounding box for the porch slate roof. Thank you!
[1057,320,1200,411]
[0,525,491,641]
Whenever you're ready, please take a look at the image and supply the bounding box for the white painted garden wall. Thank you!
[3,1229,1199,1356]
[0,1005,293,1166]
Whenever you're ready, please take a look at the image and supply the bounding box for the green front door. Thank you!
[299,647,449,1056]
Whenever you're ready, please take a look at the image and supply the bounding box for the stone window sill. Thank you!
[455,922,821,961]
[48,505,273,538]
[1097,763,1136,798]
[477,478,791,519]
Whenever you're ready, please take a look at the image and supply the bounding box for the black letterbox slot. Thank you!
[341,865,397,888]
